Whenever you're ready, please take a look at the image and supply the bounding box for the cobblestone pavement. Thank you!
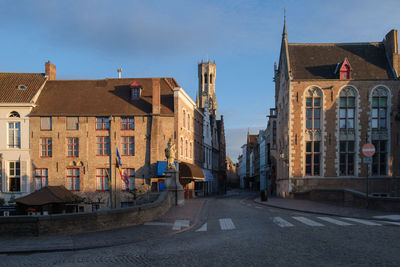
[1,191,399,266]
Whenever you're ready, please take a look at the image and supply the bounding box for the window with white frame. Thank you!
[66,168,80,190]
[122,168,135,190]
[8,122,21,148]
[96,168,109,191]
[9,161,20,192]
[35,168,48,190]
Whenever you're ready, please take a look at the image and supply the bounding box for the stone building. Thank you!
[29,66,201,209]
[0,68,47,204]
[274,24,400,197]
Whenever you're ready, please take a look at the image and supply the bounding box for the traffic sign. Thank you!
[362,143,376,157]
[363,157,372,164]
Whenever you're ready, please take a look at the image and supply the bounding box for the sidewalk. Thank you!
[0,198,205,254]
[254,196,400,222]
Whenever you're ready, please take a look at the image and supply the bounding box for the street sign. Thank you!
[363,157,372,164]
[362,143,376,157]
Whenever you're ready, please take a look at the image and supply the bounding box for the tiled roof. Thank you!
[30,78,178,116]
[11,186,83,206]
[0,73,46,103]
[288,42,393,80]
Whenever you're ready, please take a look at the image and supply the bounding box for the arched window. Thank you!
[183,110,186,129]
[9,111,20,118]
[338,86,358,176]
[187,114,190,130]
[204,73,208,84]
[180,138,183,156]
[371,87,389,129]
[305,87,323,176]
[190,142,193,159]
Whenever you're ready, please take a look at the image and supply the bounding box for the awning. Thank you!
[179,162,204,180]
[202,169,214,181]
[10,186,83,206]
[157,161,178,176]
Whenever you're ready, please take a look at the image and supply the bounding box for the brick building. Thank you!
[274,24,400,197]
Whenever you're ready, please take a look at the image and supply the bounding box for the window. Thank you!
[40,138,52,157]
[8,122,20,148]
[372,96,387,129]
[339,141,354,176]
[121,117,134,130]
[306,96,320,129]
[210,74,213,84]
[35,168,48,190]
[66,168,80,191]
[340,97,355,129]
[122,168,135,190]
[185,140,188,157]
[66,117,79,130]
[372,140,387,176]
[40,117,52,130]
[305,141,320,176]
[96,136,110,155]
[9,111,20,118]
[121,136,135,156]
[187,114,190,130]
[183,110,186,128]
[96,168,109,191]
[67,138,79,157]
[9,161,20,192]
[132,88,141,99]
[180,138,183,156]
[204,73,208,84]
[190,142,193,158]
[96,117,110,130]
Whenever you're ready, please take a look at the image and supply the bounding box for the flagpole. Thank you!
[109,115,113,209]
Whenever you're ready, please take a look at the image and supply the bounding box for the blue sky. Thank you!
[1,0,399,161]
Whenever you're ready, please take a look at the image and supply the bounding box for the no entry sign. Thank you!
[362,143,376,157]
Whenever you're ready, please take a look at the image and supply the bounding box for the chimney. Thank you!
[383,29,400,78]
[152,79,161,114]
[45,61,56,80]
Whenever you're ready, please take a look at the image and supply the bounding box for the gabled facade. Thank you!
[274,25,400,198]
[0,65,48,203]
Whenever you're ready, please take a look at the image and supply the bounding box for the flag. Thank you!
[116,148,130,188]
[105,168,111,188]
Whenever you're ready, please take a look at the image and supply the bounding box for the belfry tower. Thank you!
[197,59,217,116]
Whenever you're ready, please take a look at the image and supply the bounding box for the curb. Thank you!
[253,198,400,223]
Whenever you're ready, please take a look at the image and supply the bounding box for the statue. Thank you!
[165,138,176,170]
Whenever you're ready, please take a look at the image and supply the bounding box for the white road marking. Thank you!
[383,221,400,226]
[196,223,208,232]
[317,217,352,226]
[273,217,294,227]
[172,220,190,230]
[342,218,381,226]
[219,218,236,230]
[292,216,324,227]
[373,215,400,221]
[144,222,174,226]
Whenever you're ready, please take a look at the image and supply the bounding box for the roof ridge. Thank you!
[0,72,45,75]
[46,77,174,82]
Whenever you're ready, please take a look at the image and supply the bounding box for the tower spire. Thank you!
[282,7,287,38]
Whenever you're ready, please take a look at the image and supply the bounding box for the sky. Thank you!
[1,0,400,162]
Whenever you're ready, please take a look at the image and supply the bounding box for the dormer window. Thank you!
[337,58,352,80]
[130,81,142,100]
[17,85,27,90]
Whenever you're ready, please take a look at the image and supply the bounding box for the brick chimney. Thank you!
[45,61,56,80]
[383,29,400,78]
[152,78,161,114]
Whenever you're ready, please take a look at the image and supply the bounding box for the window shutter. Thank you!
[20,161,27,193]
[40,117,51,130]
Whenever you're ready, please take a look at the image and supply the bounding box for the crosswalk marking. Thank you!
[196,223,208,232]
[317,217,352,226]
[342,218,381,226]
[292,216,324,227]
[172,220,190,230]
[219,218,236,230]
[273,217,294,227]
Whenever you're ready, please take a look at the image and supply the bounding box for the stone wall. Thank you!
[0,190,171,236]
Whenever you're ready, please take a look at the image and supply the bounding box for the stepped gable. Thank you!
[288,42,393,80]
[30,77,178,116]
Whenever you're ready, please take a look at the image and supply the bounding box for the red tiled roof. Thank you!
[0,73,46,103]
[288,42,393,80]
[30,77,178,116]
